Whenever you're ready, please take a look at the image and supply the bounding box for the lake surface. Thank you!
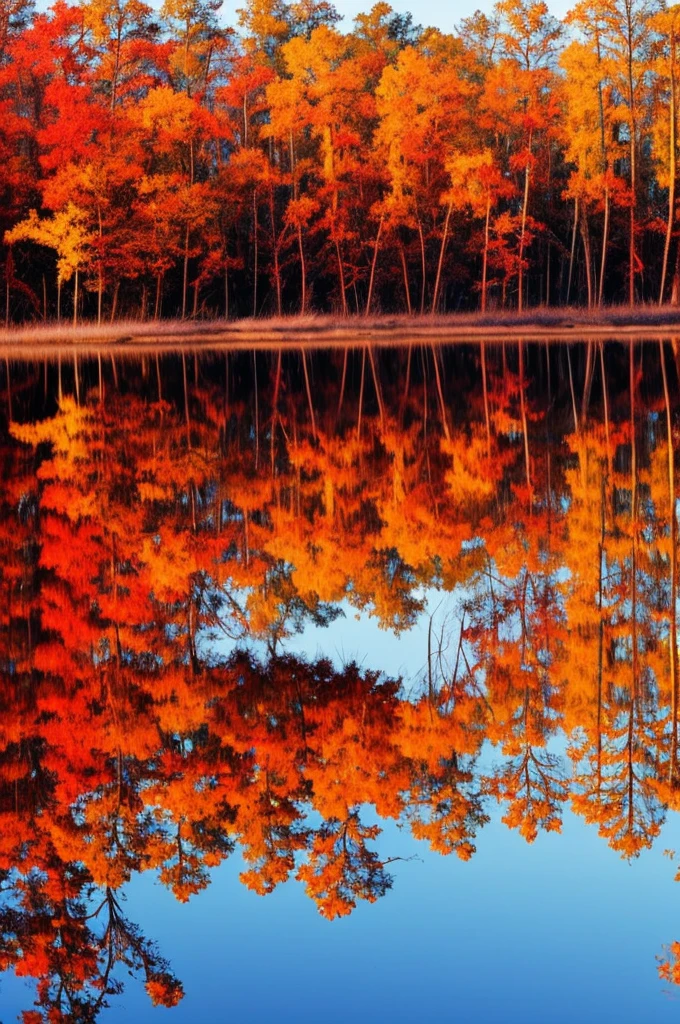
[1,339,680,1022]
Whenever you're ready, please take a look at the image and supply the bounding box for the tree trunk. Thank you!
[672,243,680,304]
[599,188,610,307]
[399,243,412,315]
[417,216,426,314]
[365,214,384,315]
[182,223,189,318]
[73,267,79,328]
[270,188,282,316]
[155,274,163,320]
[252,189,258,317]
[335,240,347,316]
[110,280,120,324]
[431,200,453,314]
[661,33,678,306]
[481,196,491,313]
[567,197,578,305]
[517,132,533,313]
[627,15,637,306]
[298,226,307,314]
[581,212,593,309]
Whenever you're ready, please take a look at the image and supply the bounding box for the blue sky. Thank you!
[220,0,574,33]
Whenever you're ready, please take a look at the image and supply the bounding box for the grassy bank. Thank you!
[4,306,680,350]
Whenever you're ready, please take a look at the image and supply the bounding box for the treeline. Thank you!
[3,0,680,324]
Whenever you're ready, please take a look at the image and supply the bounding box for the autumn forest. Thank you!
[5,0,680,325]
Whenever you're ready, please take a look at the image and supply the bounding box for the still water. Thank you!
[1,339,680,1023]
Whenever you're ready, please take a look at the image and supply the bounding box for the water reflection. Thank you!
[2,339,680,1018]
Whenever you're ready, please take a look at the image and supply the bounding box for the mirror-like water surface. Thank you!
[1,339,680,1022]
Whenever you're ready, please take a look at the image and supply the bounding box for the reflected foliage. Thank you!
[2,339,680,1017]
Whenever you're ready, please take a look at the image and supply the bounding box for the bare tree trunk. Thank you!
[517,132,533,314]
[270,189,282,316]
[567,197,578,305]
[599,188,610,307]
[417,217,426,314]
[298,226,307,313]
[335,240,347,316]
[252,189,258,318]
[627,19,637,307]
[73,267,79,328]
[182,223,189,319]
[661,33,678,306]
[365,214,384,316]
[154,274,162,320]
[581,213,593,309]
[110,280,120,324]
[432,201,453,314]
[399,243,412,315]
[672,243,680,304]
[481,197,491,313]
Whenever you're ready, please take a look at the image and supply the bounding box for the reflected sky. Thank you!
[1,339,680,1022]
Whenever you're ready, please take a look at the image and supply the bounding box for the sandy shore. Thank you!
[3,308,680,352]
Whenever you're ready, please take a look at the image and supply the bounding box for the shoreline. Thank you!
[3,309,680,351]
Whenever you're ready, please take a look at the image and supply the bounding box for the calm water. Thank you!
[1,339,680,1022]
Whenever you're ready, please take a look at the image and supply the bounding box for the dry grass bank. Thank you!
[4,306,680,351]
